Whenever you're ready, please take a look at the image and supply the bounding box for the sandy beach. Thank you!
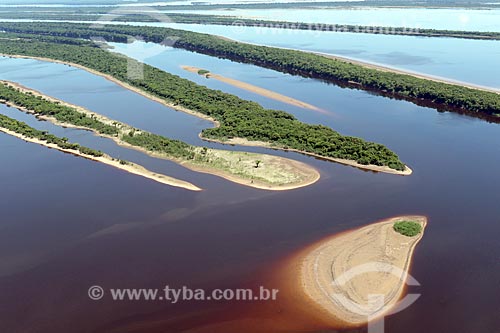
[181,65,327,113]
[0,126,202,191]
[300,216,427,325]
[1,80,320,191]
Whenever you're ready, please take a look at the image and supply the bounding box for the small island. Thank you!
[300,216,427,325]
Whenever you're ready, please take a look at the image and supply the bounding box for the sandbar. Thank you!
[300,216,427,325]
[181,65,327,113]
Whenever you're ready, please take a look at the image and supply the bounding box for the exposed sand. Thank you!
[1,80,320,191]
[216,37,500,94]
[300,216,427,325]
[181,65,327,113]
[0,127,202,191]
[201,136,413,176]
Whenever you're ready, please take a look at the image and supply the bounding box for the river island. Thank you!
[0,80,320,191]
[300,216,427,325]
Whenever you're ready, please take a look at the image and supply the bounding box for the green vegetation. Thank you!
[1,12,497,41]
[0,35,407,171]
[0,83,318,187]
[0,113,104,157]
[197,69,210,75]
[0,22,497,120]
[0,82,195,160]
[393,221,423,237]
[0,83,119,136]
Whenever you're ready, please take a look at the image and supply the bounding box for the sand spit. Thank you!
[181,65,327,113]
[300,216,427,325]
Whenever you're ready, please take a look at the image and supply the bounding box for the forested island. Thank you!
[0,30,410,173]
[0,22,497,121]
[1,12,498,41]
[0,80,321,190]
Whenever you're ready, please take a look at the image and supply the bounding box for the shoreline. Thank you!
[0,54,409,176]
[1,79,320,191]
[299,216,427,325]
[181,65,327,113]
[200,136,413,176]
[0,126,202,191]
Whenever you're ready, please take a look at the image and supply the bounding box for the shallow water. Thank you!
[0,54,499,332]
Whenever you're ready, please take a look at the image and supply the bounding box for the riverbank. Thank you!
[0,126,202,191]
[1,79,320,190]
[200,136,413,176]
[181,65,326,113]
[300,216,427,325]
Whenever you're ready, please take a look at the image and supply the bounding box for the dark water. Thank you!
[0,54,499,333]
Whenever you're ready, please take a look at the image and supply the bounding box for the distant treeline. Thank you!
[0,36,407,170]
[1,22,498,120]
[1,12,497,41]
[3,0,495,11]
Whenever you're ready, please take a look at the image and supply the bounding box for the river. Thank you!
[0,37,499,332]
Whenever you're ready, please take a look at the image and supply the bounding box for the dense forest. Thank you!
[0,22,498,120]
[0,13,497,41]
[0,37,407,170]
[0,113,104,157]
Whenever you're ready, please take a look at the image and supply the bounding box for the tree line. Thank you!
[0,13,497,41]
[0,22,498,120]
